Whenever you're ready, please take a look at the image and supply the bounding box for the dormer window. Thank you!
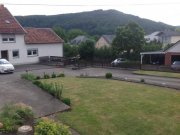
[2,34,15,43]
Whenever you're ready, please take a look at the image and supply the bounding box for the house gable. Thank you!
[165,41,180,53]
[0,4,26,34]
[95,35,115,48]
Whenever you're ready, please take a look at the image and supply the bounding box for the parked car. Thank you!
[0,59,15,73]
[111,58,126,66]
[171,61,180,70]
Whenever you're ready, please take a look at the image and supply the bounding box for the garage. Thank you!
[171,55,180,63]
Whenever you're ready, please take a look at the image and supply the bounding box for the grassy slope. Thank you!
[43,77,180,135]
[133,70,180,79]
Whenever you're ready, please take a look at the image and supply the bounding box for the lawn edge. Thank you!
[133,71,180,79]
[77,76,180,91]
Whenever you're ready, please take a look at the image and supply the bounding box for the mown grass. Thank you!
[42,77,180,135]
[133,70,180,78]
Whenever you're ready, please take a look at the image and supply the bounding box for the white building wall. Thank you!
[170,36,180,44]
[0,34,63,65]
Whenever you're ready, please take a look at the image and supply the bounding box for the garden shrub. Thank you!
[21,73,36,81]
[43,73,50,79]
[105,72,112,79]
[35,118,71,135]
[58,73,65,77]
[33,80,43,88]
[0,103,33,133]
[36,76,41,80]
[62,98,71,106]
[51,72,57,78]
[34,81,63,100]
[140,78,145,83]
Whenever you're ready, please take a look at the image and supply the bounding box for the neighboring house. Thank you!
[70,35,88,45]
[0,5,63,65]
[140,40,180,66]
[157,30,180,46]
[95,35,115,48]
[145,30,180,46]
[144,31,161,43]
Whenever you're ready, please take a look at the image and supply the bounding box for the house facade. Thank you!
[0,5,63,65]
[95,35,115,48]
[145,30,180,47]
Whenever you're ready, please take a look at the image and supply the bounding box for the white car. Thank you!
[111,58,126,66]
[171,61,180,70]
[0,59,15,73]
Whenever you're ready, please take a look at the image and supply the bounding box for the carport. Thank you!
[140,51,165,65]
[141,40,180,66]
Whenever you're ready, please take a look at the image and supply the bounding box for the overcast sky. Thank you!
[1,0,180,26]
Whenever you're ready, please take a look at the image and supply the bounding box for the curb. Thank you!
[77,76,180,90]
[133,72,180,79]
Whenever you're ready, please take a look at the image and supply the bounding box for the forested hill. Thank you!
[16,9,174,35]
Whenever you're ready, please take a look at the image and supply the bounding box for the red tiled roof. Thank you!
[24,28,64,44]
[0,4,26,34]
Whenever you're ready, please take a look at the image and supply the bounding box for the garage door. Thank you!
[171,55,180,63]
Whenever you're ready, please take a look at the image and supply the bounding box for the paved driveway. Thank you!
[0,67,69,117]
[0,64,180,117]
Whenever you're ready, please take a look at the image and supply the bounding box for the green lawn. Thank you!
[133,70,180,78]
[42,77,180,135]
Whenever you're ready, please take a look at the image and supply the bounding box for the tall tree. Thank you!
[53,26,67,42]
[63,43,78,58]
[112,22,145,60]
[67,29,87,40]
[78,40,95,61]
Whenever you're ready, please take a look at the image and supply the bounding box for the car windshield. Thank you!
[0,60,10,64]
[173,61,180,65]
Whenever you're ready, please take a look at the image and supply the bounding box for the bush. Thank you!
[35,118,71,135]
[43,73,50,79]
[0,103,33,133]
[62,98,71,106]
[105,72,112,79]
[140,79,145,83]
[36,76,41,80]
[57,73,65,77]
[51,72,57,78]
[33,80,43,87]
[21,73,36,81]
[34,81,63,100]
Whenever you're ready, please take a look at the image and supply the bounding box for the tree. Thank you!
[78,40,95,61]
[112,22,145,60]
[53,26,67,42]
[63,43,78,58]
[142,41,162,52]
[67,29,87,40]
[94,46,115,61]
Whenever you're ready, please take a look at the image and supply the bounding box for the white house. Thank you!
[0,5,63,65]
[144,31,161,43]
[145,30,180,47]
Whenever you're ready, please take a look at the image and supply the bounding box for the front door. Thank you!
[1,50,9,60]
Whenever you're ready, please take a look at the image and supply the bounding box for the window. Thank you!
[27,49,38,57]
[2,35,15,43]
[12,50,19,58]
